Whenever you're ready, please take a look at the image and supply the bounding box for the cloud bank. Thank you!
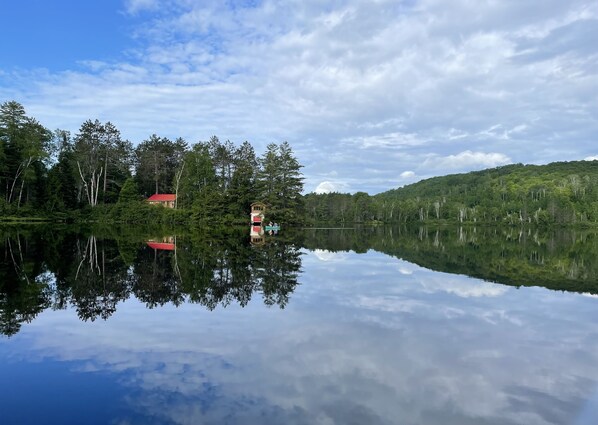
[1,0,597,193]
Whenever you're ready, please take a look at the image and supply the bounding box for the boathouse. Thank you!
[250,202,266,224]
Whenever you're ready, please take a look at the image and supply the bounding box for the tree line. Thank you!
[4,99,598,227]
[304,161,598,226]
[0,100,303,224]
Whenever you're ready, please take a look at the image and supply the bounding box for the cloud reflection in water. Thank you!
[2,249,598,425]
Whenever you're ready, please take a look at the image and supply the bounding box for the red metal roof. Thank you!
[146,242,176,251]
[147,194,176,201]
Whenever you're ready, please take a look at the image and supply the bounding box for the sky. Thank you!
[0,0,597,194]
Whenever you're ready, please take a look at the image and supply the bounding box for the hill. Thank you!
[304,160,598,225]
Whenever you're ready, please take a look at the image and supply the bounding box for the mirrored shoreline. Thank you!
[2,225,598,336]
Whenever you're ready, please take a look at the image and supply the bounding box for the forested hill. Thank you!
[380,161,598,200]
[304,160,598,225]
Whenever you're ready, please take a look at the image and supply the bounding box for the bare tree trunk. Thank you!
[77,161,91,205]
[94,167,103,206]
[8,158,31,204]
[154,151,159,194]
[90,170,96,207]
[17,179,25,208]
[103,154,108,203]
[174,161,185,209]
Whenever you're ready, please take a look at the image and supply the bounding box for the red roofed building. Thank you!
[146,236,176,251]
[147,194,176,208]
[146,241,176,251]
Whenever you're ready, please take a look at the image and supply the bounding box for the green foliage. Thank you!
[118,178,140,203]
[135,134,187,196]
[175,143,217,210]
[0,101,53,209]
[0,226,303,334]
[0,99,305,225]
[73,119,132,207]
[227,141,259,217]
[256,141,304,224]
[305,161,598,226]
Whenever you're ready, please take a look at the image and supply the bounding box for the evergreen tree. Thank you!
[277,141,304,222]
[134,135,187,196]
[228,141,258,217]
[256,142,304,224]
[0,101,52,208]
[118,178,140,204]
[175,143,217,210]
[207,136,235,192]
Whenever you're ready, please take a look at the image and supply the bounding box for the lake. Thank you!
[1,225,598,424]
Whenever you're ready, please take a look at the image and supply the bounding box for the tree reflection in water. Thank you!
[0,226,303,336]
[2,224,598,336]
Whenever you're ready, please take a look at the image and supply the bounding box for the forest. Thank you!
[0,100,303,224]
[304,161,598,226]
[3,99,598,227]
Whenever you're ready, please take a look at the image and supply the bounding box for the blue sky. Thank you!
[1,0,597,194]
[0,1,136,70]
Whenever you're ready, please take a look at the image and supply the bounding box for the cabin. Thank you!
[250,202,266,224]
[147,194,176,208]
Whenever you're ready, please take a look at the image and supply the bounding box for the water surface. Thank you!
[1,226,597,424]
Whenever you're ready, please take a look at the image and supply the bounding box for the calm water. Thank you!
[1,225,598,425]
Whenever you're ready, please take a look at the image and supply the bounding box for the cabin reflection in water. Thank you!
[146,236,176,251]
[250,225,265,245]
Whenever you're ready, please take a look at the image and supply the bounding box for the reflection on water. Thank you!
[0,226,302,336]
[304,225,598,293]
[2,225,598,336]
[1,225,598,424]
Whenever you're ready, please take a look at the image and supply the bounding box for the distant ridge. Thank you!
[304,160,598,225]
[374,160,598,225]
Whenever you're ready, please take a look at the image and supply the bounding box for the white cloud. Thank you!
[344,132,426,150]
[124,0,160,14]
[1,0,597,193]
[313,249,348,262]
[422,151,512,170]
[314,181,347,194]
[400,171,415,179]
[417,275,510,298]
[398,267,414,275]
[584,156,598,161]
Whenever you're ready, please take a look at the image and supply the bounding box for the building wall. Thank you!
[148,200,175,208]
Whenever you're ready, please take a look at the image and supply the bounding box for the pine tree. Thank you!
[228,141,258,217]
[0,101,52,208]
[118,178,140,204]
[256,142,304,224]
